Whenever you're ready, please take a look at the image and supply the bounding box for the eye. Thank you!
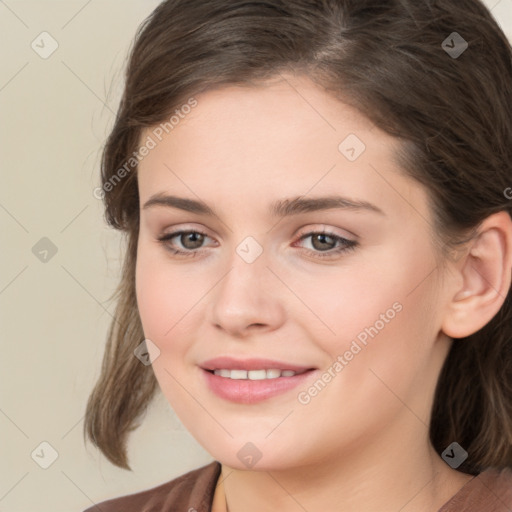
[293,230,358,259]
[157,229,215,257]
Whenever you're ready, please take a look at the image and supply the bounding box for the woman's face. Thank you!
[135,74,454,471]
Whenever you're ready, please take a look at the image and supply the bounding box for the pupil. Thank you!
[184,232,203,249]
[314,234,333,250]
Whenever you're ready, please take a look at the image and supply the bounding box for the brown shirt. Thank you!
[83,461,512,512]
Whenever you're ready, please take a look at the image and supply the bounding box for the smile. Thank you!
[210,368,308,379]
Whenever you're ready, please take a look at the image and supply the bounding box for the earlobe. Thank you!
[441,211,512,339]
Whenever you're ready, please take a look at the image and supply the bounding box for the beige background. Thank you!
[1,1,511,511]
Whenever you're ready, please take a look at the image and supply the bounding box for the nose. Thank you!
[208,247,286,338]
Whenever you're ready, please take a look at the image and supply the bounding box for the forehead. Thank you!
[142,74,377,155]
[136,74,426,223]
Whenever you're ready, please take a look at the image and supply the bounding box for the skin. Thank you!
[135,73,512,512]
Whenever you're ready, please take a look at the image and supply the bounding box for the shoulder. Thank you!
[440,467,512,511]
[82,460,221,512]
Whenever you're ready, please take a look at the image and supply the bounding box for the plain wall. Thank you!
[1,1,511,511]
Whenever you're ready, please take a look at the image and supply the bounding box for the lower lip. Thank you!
[201,368,317,404]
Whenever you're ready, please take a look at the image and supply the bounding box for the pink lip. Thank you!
[200,356,314,372]
[199,357,318,404]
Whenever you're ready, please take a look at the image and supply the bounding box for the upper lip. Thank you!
[200,356,315,372]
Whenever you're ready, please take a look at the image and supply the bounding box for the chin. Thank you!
[203,439,309,472]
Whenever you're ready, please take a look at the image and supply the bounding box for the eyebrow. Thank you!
[142,193,385,217]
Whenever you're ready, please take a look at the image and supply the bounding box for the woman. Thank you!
[84,1,512,510]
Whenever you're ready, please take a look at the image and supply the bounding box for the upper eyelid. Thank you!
[298,226,357,240]
[159,224,356,240]
[160,226,216,241]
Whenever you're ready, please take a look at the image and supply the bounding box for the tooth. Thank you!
[212,368,302,379]
[230,369,248,379]
[248,369,267,380]
[214,369,231,377]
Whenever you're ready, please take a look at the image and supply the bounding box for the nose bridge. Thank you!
[219,234,270,303]
[209,234,284,334]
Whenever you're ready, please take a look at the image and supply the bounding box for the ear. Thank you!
[441,211,512,339]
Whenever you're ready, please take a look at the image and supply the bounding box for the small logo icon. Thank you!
[441,441,468,469]
[236,442,263,469]
[31,441,59,469]
[236,236,263,264]
[442,32,468,59]
[338,134,366,161]
[31,32,59,59]
[134,339,160,365]
[32,237,58,263]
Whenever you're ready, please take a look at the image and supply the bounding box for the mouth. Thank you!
[199,357,318,403]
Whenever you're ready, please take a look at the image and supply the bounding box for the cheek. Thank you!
[135,246,194,351]
[135,243,221,378]
[136,262,172,339]
[302,241,439,381]
[286,259,405,353]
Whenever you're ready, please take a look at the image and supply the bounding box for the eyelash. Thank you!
[157,229,358,260]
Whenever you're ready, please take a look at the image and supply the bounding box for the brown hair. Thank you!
[84,0,512,472]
